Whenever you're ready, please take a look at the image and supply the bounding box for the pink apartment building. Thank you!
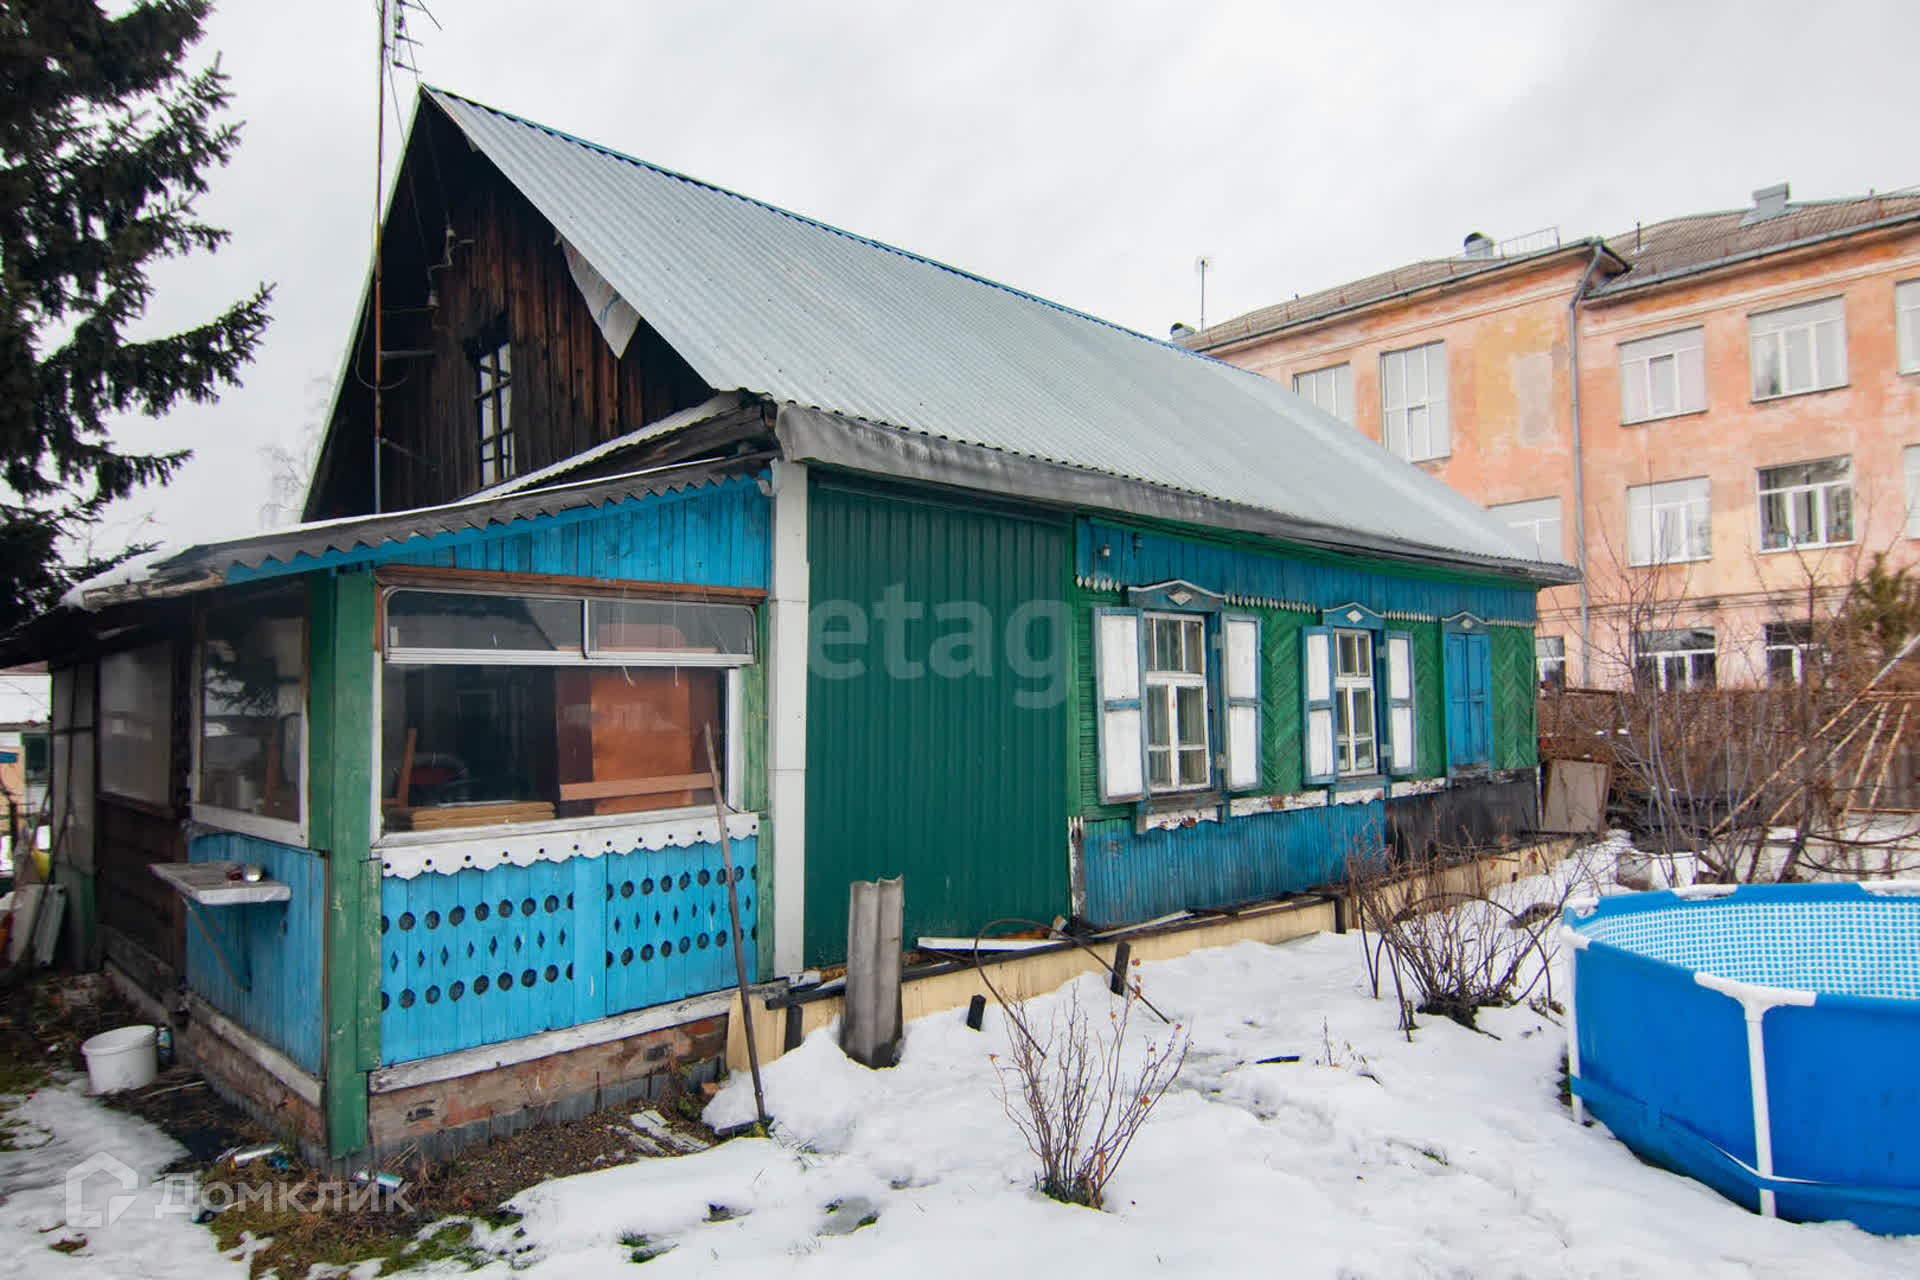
[1185,186,1920,689]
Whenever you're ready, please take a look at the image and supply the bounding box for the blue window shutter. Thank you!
[1093,608,1146,803]
[1385,630,1416,777]
[1221,614,1261,792]
[1444,630,1491,770]
[1301,625,1336,785]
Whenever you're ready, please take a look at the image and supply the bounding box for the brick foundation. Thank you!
[364,1013,728,1163]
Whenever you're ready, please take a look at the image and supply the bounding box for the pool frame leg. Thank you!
[1694,971,1817,1220]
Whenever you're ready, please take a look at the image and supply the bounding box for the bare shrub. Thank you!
[990,980,1189,1210]
[1348,841,1595,1031]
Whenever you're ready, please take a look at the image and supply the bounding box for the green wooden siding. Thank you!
[1492,625,1538,770]
[309,570,379,1157]
[804,483,1069,965]
[1412,622,1446,780]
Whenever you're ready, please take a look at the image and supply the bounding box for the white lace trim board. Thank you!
[378,812,761,879]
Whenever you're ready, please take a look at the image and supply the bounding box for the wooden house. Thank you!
[3,88,1573,1165]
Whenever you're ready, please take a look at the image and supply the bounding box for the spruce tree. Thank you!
[0,0,271,631]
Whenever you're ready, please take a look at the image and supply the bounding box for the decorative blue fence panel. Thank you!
[603,838,757,1019]
[186,833,326,1075]
[1081,800,1384,927]
[378,835,757,1064]
[1077,519,1537,624]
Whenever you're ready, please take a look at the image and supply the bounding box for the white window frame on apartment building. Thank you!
[1757,457,1853,552]
[1764,620,1823,686]
[1906,445,1920,539]
[1749,297,1847,401]
[1627,477,1712,566]
[1619,326,1706,423]
[1535,636,1566,692]
[1636,629,1717,692]
[1381,341,1449,462]
[1488,497,1563,561]
[1897,280,1920,375]
[1292,363,1354,424]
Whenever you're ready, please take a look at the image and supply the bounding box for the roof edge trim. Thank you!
[773,404,1577,589]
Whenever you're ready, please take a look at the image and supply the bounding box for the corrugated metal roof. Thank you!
[423,89,1553,581]
[1590,193,1920,295]
[1182,243,1601,349]
[68,458,762,609]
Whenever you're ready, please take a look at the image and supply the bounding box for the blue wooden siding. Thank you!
[378,836,756,1064]
[186,833,326,1075]
[228,475,770,589]
[1076,519,1536,623]
[1081,800,1384,927]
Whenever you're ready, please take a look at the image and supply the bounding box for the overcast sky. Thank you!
[104,0,1920,552]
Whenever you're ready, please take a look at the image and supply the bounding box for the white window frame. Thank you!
[1536,635,1566,691]
[1764,621,1822,686]
[1292,363,1354,425]
[1627,477,1712,566]
[1636,629,1716,692]
[1143,612,1211,794]
[1381,341,1449,462]
[192,591,310,848]
[1906,445,1920,539]
[1757,457,1853,552]
[1749,297,1847,401]
[476,339,515,486]
[377,585,755,844]
[1488,497,1563,562]
[1897,280,1920,375]
[1619,326,1706,424]
[1333,628,1376,776]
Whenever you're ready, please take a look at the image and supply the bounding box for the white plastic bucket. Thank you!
[82,1025,158,1094]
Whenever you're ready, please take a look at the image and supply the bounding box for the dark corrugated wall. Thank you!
[805,481,1069,965]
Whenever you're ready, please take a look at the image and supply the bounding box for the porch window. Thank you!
[100,643,172,806]
[381,588,754,833]
[197,586,306,833]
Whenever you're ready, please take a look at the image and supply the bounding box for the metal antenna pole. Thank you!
[371,0,388,513]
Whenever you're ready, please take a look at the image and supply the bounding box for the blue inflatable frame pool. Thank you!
[1563,882,1920,1234]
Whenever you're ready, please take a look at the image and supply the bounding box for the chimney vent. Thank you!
[1741,182,1791,226]
[1462,232,1495,259]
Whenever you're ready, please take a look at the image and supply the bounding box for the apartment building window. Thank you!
[1488,497,1563,561]
[1536,636,1566,692]
[1627,477,1711,566]
[1293,363,1354,424]
[475,338,515,486]
[1636,629,1716,692]
[1898,280,1920,374]
[1619,327,1706,423]
[1758,457,1852,551]
[1907,445,1920,538]
[1381,341,1449,462]
[1765,621,1822,686]
[1749,297,1846,401]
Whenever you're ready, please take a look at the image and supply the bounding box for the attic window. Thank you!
[475,338,515,485]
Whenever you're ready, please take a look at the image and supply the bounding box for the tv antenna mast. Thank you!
[371,0,438,513]
[1195,255,1213,333]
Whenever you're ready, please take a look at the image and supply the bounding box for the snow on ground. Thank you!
[6,841,1920,1277]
